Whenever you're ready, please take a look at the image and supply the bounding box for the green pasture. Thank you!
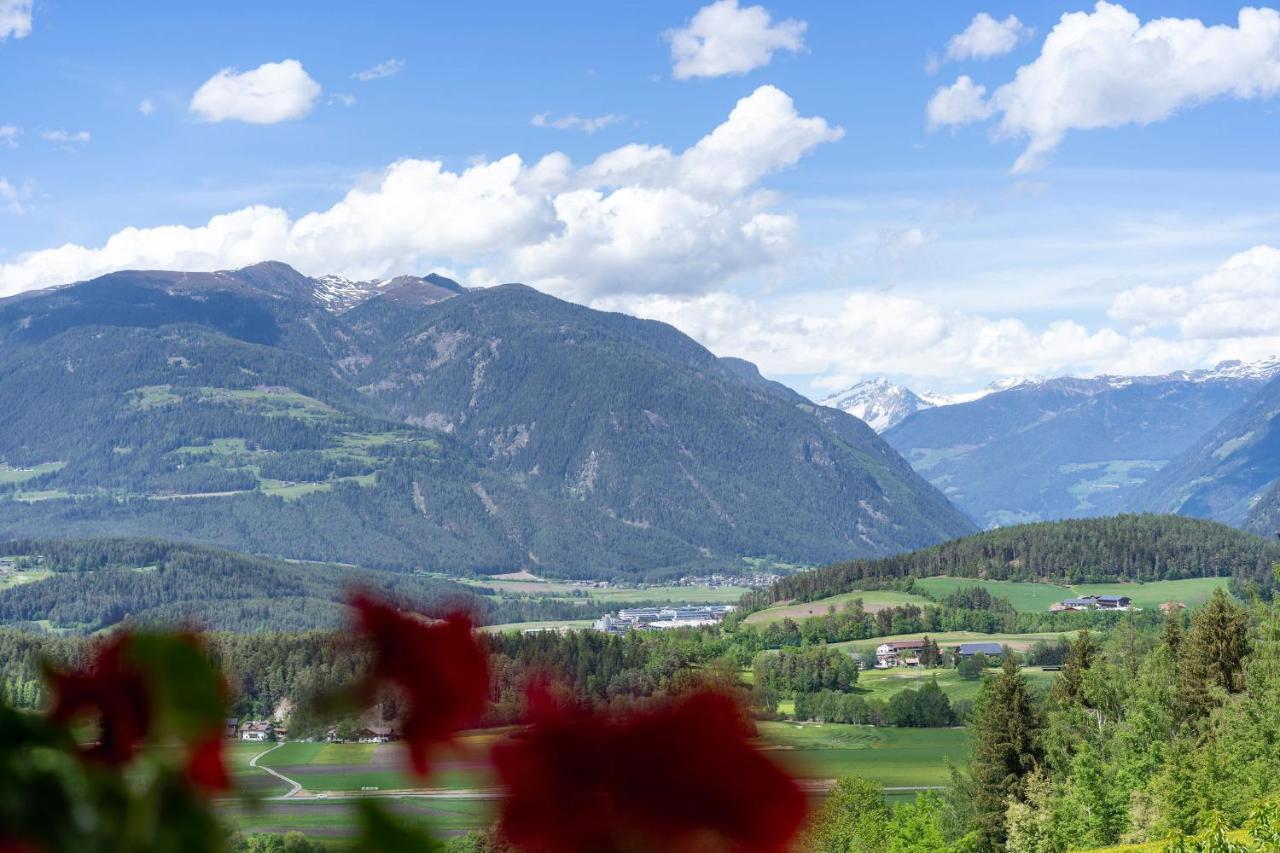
[908,576,1233,613]
[759,723,968,787]
[222,797,495,839]
[833,630,1077,655]
[0,461,65,484]
[911,577,1071,611]
[853,665,1058,704]
[744,590,935,625]
[1069,577,1232,609]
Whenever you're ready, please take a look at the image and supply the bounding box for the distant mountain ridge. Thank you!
[864,362,1280,528]
[0,262,974,577]
[824,360,1280,435]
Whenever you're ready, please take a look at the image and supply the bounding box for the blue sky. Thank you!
[2,0,1280,397]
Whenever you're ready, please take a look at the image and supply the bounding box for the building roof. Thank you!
[958,642,1004,656]
[1096,595,1130,603]
[886,640,926,650]
[1062,598,1097,607]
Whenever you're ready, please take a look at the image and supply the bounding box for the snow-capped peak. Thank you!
[820,378,936,432]
[313,275,389,313]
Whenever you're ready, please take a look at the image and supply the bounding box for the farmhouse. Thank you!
[875,640,925,668]
[239,721,275,742]
[1052,594,1132,612]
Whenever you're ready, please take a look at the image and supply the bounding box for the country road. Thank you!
[248,743,302,799]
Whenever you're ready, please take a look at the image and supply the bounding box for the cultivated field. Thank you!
[743,589,935,624]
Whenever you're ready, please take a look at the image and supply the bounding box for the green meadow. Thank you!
[744,589,935,625]
[758,722,968,787]
[910,576,1232,613]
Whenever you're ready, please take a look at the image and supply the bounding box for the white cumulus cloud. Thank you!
[926,76,993,129]
[933,3,1280,172]
[0,125,18,148]
[1110,245,1280,341]
[138,99,156,116]
[945,12,1031,61]
[0,0,32,41]
[666,0,806,79]
[0,86,840,302]
[189,59,321,124]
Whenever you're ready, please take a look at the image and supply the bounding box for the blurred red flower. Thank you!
[48,634,151,766]
[349,593,489,776]
[493,691,807,853]
[185,732,231,792]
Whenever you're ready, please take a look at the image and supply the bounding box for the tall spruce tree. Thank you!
[1178,588,1250,720]
[971,654,1045,851]
[1049,630,1098,708]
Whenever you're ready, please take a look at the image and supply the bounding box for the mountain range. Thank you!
[825,363,1280,529]
[0,262,974,578]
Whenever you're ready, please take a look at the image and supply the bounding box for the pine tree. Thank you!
[971,655,1045,851]
[1049,630,1098,708]
[1178,588,1250,720]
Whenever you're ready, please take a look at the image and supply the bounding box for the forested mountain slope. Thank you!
[1138,372,1280,529]
[746,514,1280,609]
[0,263,973,577]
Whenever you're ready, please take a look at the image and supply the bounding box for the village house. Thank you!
[1051,594,1132,612]
[239,720,275,742]
[875,639,925,668]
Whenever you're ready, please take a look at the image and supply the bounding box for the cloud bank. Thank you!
[0,86,841,302]
[929,3,1280,171]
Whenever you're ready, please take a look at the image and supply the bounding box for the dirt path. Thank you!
[249,743,302,799]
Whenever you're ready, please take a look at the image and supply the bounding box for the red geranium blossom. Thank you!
[48,633,152,766]
[349,592,489,776]
[493,691,807,853]
[185,732,231,792]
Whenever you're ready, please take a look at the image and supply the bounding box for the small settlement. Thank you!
[875,639,1005,669]
[1049,594,1131,612]
[593,604,735,634]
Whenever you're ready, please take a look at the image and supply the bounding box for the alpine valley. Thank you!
[0,263,975,578]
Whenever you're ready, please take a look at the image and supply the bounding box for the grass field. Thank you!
[744,590,935,625]
[256,740,497,794]
[912,577,1070,611]
[854,665,1058,704]
[0,461,65,484]
[222,797,494,839]
[911,576,1233,613]
[833,630,1077,656]
[758,723,968,787]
